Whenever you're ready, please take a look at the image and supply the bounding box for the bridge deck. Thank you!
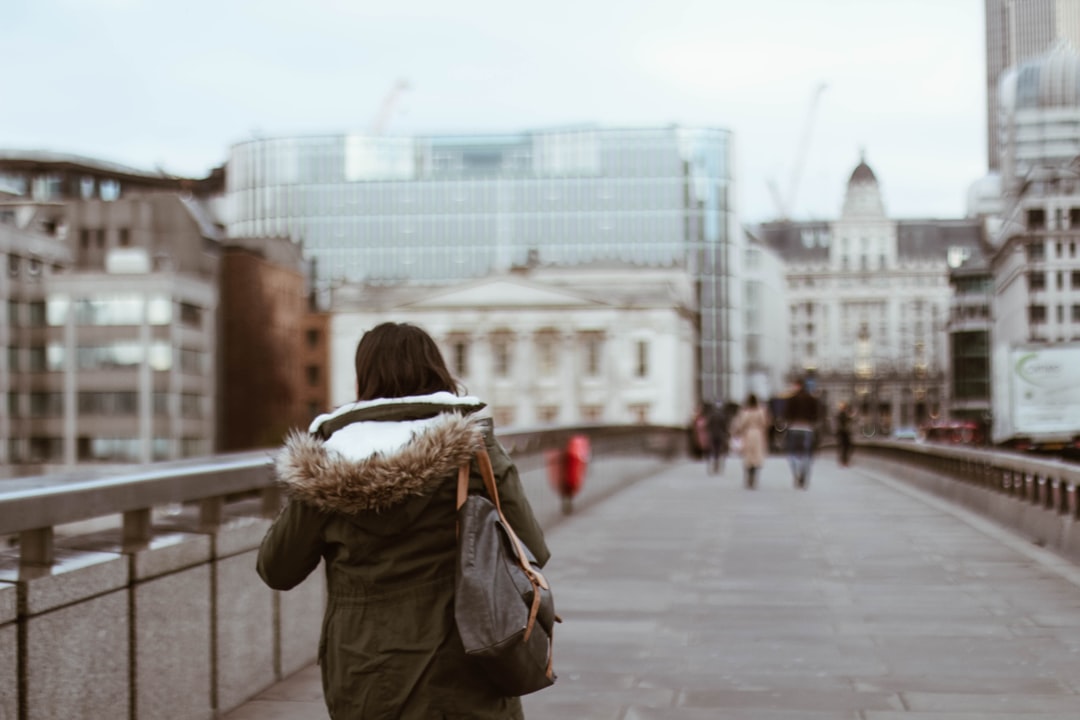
[225,455,1080,719]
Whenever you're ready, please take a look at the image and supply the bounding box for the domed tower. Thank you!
[998,41,1080,190]
[831,153,897,274]
[840,153,887,220]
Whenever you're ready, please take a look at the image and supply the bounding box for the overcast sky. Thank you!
[2,0,986,223]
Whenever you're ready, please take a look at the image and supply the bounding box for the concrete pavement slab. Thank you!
[225,454,1080,718]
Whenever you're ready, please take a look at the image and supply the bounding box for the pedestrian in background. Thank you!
[706,402,730,475]
[731,394,769,489]
[692,403,711,465]
[258,322,549,720]
[783,377,821,489]
[836,401,854,467]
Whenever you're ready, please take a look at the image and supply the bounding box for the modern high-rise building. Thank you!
[985,0,1080,170]
[226,125,742,404]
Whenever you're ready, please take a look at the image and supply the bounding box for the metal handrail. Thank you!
[0,424,686,566]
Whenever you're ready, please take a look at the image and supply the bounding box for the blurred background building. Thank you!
[327,264,698,426]
[984,0,1080,172]
[0,152,323,475]
[757,158,986,435]
[225,125,744,407]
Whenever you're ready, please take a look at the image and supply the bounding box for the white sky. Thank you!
[1,0,987,223]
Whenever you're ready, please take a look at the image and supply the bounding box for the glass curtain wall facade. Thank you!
[226,125,737,402]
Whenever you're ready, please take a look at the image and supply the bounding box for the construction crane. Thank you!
[369,79,411,135]
[767,82,827,221]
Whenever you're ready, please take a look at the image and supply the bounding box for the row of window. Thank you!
[1027,304,1080,323]
[6,343,205,373]
[8,435,205,463]
[788,274,947,289]
[232,178,691,220]
[7,391,206,418]
[488,403,649,428]
[5,296,204,328]
[1027,269,1080,291]
[447,335,647,380]
[229,132,726,189]
[78,227,131,250]
[1026,207,1080,231]
[1027,238,1080,261]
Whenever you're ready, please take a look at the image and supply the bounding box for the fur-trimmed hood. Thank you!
[275,393,488,515]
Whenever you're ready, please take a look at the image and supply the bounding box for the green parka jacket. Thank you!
[257,392,550,720]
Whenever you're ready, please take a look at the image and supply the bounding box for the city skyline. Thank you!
[3,0,985,223]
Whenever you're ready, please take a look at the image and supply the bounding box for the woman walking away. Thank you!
[732,394,770,489]
[258,322,550,720]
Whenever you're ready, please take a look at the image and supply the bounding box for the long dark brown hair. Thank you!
[354,322,458,401]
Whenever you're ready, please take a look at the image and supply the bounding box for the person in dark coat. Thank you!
[258,322,549,720]
[783,377,821,489]
[705,402,730,475]
[835,401,854,466]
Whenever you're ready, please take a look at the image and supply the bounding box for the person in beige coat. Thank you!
[731,394,770,489]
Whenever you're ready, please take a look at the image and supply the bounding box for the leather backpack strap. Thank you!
[456,461,470,511]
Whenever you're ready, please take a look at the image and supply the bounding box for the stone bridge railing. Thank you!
[0,425,685,720]
[858,439,1080,563]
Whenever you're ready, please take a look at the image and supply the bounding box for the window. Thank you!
[1029,305,1047,324]
[78,437,140,462]
[148,297,172,325]
[179,348,202,374]
[181,394,202,418]
[492,333,512,378]
[581,332,603,376]
[306,328,320,348]
[95,229,105,248]
[635,340,648,378]
[29,437,62,462]
[27,392,61,417]
[1027,242,1045,261]
[306,365,320,387]
[628,403,649,423]
[179,302,201,327]
[118,228,130,247]
[80,229,90,249]
[536,331,557,376]
[1027,208,1046,229]
[580,406,603,423]
[537,406,558,424]
[451,339,468,377]
[1028,271,1046,291]
[1072,304,1080,323]
[100,179,120,201]
[493,407,514,427]
[28,301,45,327]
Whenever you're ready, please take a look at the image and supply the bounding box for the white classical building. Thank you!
[326,265,699,428]
[759,158,985,433]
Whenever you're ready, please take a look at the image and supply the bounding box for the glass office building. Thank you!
[226,125,739,401]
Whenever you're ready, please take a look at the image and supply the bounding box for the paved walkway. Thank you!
[226,454,1080,719]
